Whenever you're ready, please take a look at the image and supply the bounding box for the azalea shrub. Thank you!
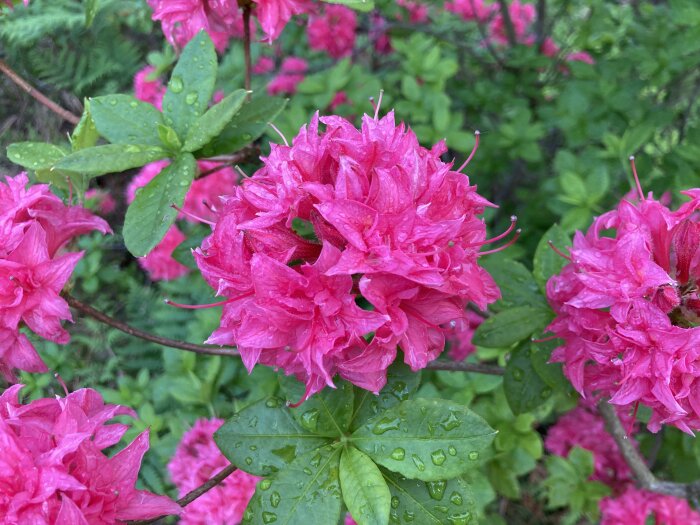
[2,0,700,524]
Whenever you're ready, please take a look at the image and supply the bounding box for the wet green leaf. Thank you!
[183,89,248,152]
[53,144,168,177]
[472,307,552,348]
[340,446,390,525]
[7,141,66,170]
[90,94,164,146]
[533,224,572,293]
[503,344,551,415]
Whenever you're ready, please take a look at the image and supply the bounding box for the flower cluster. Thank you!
[546,181,700,433]
[168,418,259,525]
[600,486,700,525]
[0,383,180,523]
[267,56,308,96]
[126,160,237,281]
[134,65,166,110]
[0,173,110,381]
[397,0,429,23]
[195,110,501,401]
[306,4,357,59]
[445,309,484,361]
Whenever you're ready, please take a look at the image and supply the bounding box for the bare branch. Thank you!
[426,360,504,375]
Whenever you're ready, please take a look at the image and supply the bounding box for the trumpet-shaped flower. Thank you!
[307,5,356,59]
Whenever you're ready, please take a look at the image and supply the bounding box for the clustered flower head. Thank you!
[0,383,180,523]
[126,160,237,281]
[267,56,308,96]
[195,106,503,401]
[168,418,259,525]
[0,173,110,381]
[546,399,700,524]
[306,4,357,59]
[546,163,700,433]
[397,0,429,23]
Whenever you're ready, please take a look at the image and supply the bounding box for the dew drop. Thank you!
[259,479,272,491]
[300,409,319,432]
[390,447,405,461]
[448,446,457,456]
[512,368,524,381]
[391,496,400,509]
[262,511,278,524]
[403,510,415,522]
[468,451,479,461]
[372,416,401,435]
[169,76,184,93]
[245,457,253,465]
[185,92,199,105]
[450,491,463,506]
[411,454,426,472]
[270,491,281,508]
[447,511,471,525]
[265,397,282,408]
[129,101,138,108]
[431,449,447,466]
[440,412,462,431]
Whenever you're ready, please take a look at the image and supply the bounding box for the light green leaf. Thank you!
[157,123,182,151]
[323,0,375,12]
[85,0,98,27]
[7,142,66,170]
[533,224,572,293]
[472,306,552,348]
[351,398,496,482]
[90,95,164,146]
[162,30,217,139]
[183,89,248,152]
[504,344,551,415]
[340,447,391,525]
[70,100,99,151]
[242,444,343,525]
[123,153,195,256]
[53,144,168,176]
[214,397,330,477]
[383,470,476,525]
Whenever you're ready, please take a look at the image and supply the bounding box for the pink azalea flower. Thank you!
[138,226,190,281]
[252,0,312,43]
[307,5,357,59]
[546,184,700,433]
[345,514,358,525]
[600,486,700,525]
[134,65,166,110]
[84,189,117,215]
[267,56,308,95]
[168,418,259,525]
[194,110,501,401]
[397,0,429,23]
[566,51,595,64]
[445,309,483,361]
[444,0,495,22]
[0,384,180,523]
[329,91,349,111]
[489,0,535,45]
[252,56,275,74]
[540,37,559,57]
[370,13,392,54]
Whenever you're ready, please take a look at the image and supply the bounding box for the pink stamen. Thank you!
[171,204,215,226]
[269,122,289,147]
[54,372,69,396]
[470,215,517,247]
[457,130,481,173]
[547,240,572,261]
[479,229,521,256]
[164,291,253,309]
[67,177,73,204]
[374,89,384,120]
[629,156,645,201]
[626,401,640,435]
[532,334,559,343]
[235,165,249,179]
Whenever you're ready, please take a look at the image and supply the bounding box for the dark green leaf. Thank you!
[162,30,217,139]
[351,362,421,432]
[503,344,551,415]
[533,224,572,293]
[214,397,330,477]
[90,95,163,146]
[7,142,66,170]
[323,0,375,12]
[472,306,552,348]
[279,376,355,437]
[242,444,343,525]
[53,144,168,176]
[340,446,391,525]
[183,89,248,152]
[199,95,287,157]
[351,398,496,481]
[70,100,99,151]
[530,340,571,392]
[480,258,547,311]
[383,470,476,525]
[85,0,98,27]
[171,228,208,270]
[123,153,195,256]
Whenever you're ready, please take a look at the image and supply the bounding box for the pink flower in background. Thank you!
[307,5,357,59]
[600,486,700,525]
[253,0,312,43]
[397,0,429,23]
[546,186,700,433]
[253,56,275,74]
[566,51,595,64]
[0,173,110,380]
[84,189,117,215]
[0,384,180,523]
[267,56,308,95]
[195,110,501,401]
[329,91,349,111]
[138,226,190,281]
[445,310,483,361]
[134,65,166,110]
[489,0,535,45]
[444,0,495,22]
[168,418,259,525]
[345,514,358,525]
[370,13,392,54]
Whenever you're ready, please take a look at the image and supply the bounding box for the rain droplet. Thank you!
[411,454,426,472]
[169,76,184,93]
[270,491,281,508]
[512,367,524,381]
[185,92,199,105]
[259,479,272,491]
[266,397,282,408]
[391,496,400,509]
[440,412,462,431]
[129,101,138,108]
[447,511,471,525]
[300,409,319,432]
[248,416,258,428]
[109,99,118,106]
[540,387,552,398]
[390,448,405,460]
[303,467,312,475]
[426,480,446,501]
[431,449,447,466]
[403,510,415,522]
[245,457,253,465]
[448,446,457,456]
[433,505,449,514]
[468,451,479,461]
[372,416,401,435]
[262,511,278,523]
[450,492,463,506]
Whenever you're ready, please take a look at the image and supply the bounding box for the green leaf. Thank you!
[90,95,164,146]
[214,397,330,477]
[351,362,421,432]
[323,0,375,12]
[85,0,98,27]
[503,344,551,415]
[171,228,208,269]
[279,376,355,437]
[199,95,287,157]
[157,124,182,151]
[383,470,476,525]
[351,398,496,482]
[123,153,195,256]
[183,89,248,152]
[480,258,548,311]
[242,444,343,525]
[530,340,571,392]
[70,100,99,151]
[7,142,66,170]
[533,224,572,293]
[340,447,391,525]
[472,306,552,348]
[53,144,168,177]
[162,30,217,139]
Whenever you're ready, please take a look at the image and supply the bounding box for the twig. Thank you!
[0,59,80,125]
[426,360,504,375]
[469,0,505,67]
[242,5,252,93]
[598,400,700,500]
[497,1,517,47]
[127,464,238,525]
[64,294,239,357]
[198,144,260,178]
[534,0,547,49]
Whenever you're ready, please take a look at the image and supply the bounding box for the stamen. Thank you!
[547,240,572,261]
[470,215,517,247]
[626,401,640,435]
[235,165,249,179]
[532,334,559,343]
[164,291,253,309]
[478,229,521,256]
[269,122,289,147]
[66,176,73,204]
[54,372,69,396]
[457,130,481,173]
[629,155,645,201]
[374,89,384,120]
[171,204,215,226]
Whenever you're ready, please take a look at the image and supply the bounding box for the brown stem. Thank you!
[426,360,504,375]
[197,144,260,179]
[498,1,518,47]
[127,464,238,525]
[243,5,252,93]
[0,59,80,125]
[598,400,700,500]
[64,294,239,357]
